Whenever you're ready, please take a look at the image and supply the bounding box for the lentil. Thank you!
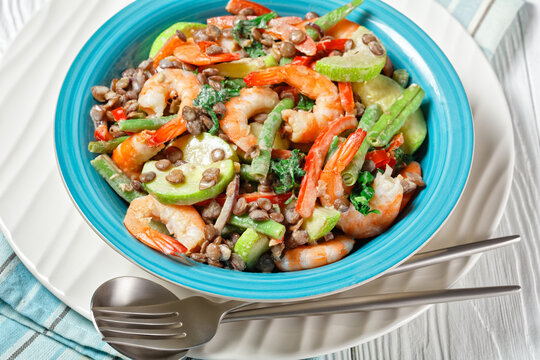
[305,22,323,40]
[304,11,319,20]
[280,41,297,58]
[131,179,143,191]
[211,148,226,162]
[287,229,310,248]
[362,33,377,45]
[91,86,110,102]
[186,120,203,135]
[138,58,153,71]
[219,245,232,261]
[90,105,106,125]
[230,253,246,271]
[176,29,187,41]
[208,259,223,268]
[109,124,126,138]
[197,72,208,85]
[202,200,221,220]
[284,207,301,224]
[355,102,366,117]
[200,114,214,130]
[368,41,384,56]
[212,102,227,115]
[249,209,269,221]
[269,212,284,223]
[193,29,210,42]
[139,171,156,183]
[233,197,248,216]
[202,67,219,77]
[206,45,224,55]
[182,106,197,122]
[245,145,260,159]
[190,253,207,263]
[204,224,219,241]
[289,30,306,44]
[239,7,255,16]
[206,243,221,262]
[256,253,275,272]
[257,198,272,211]
[208,79,222,91]
[260,34,274,47]
[382,55,394,77]
[334,198,350,212]
[200,167,220,190]
[159,58,183,69]
[222,28,233,38]
[182,62,197,72]
[252,113,268,123]
[344,39,354,52]
[165,169,184,185]
[258,184,273,193]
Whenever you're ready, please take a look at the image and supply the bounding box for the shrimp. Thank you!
[111,130,164,179]
[337,166,403,239]
[138,69,201,146]
[275,236,355,271]
[244,65,343,143]
[124,195,205,254]
[220,86,279,152]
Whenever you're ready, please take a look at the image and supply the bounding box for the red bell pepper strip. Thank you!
[94,124,113,141]
[196,192,292,207]
[338,82,355,115]
[271,149,292,159]
[111,107,127,121]
[316,38,349,52]
[225,0,272,16]
[296,115,358,218]
[291,56,314,66]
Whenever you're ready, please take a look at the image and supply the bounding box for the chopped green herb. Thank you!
[350,171,380,216]
[193,79,245,134]
[392,147,410,165]
[270,149,306,194]
[233,12,278,58]
[296,94,315,111]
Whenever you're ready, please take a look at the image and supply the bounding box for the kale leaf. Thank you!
[296,94,315,111]
[232,12,277,58]
[270,149,306,194]
[193,79,244,134]
[349,171,380,216]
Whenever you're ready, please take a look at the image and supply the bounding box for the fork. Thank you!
[94,235,520,351]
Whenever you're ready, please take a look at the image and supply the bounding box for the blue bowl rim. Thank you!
[54,0,474,300]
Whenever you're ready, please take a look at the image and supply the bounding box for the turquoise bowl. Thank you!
[55,0,473,300]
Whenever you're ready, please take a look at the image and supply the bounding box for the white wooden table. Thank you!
[1,1,539,359]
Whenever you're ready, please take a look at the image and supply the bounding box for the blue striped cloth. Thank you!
[0,0,524,358]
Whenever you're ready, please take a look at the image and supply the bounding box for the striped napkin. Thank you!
[0,0,524,359]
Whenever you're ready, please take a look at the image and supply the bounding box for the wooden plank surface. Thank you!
[1,1,539,359]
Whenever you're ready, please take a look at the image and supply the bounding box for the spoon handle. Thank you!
[222,286,520,322]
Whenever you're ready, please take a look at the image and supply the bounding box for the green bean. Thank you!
[240,163,258,182]
[118,115,176,132]
[90,154,146,202]
[306,0,364,39]
[342,104,382,186]
[228,215,286,240]
[367,84,424,148]
[325,136,341,164]
[249,98,294,180]
[88,136,129,153]
[392,69,410,88]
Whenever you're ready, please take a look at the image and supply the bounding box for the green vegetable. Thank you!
[233,12,278,58]
[367,84,425,148]
[149,22,207,58]
[296,94,315,111]
[279,57,294,65]
[392,69,410,88]
[315,26,386,82]
[88,136,129,154]
[352,74,427,154]
[228,215,286,240]
[249,122,289,150]
[342,104,382,186]
[118,116,176,132]
[325,136,341,164]
[306,0,364,39]
[193,79,245,134]
[249,98,295,180]
[302,206,341,241]
[269,149,306,194]
[233,228,270,269]
[142,159,234,205]
[170,132,238,165]
[205,55,277,78]
[90,155,145,202]
[349,171,379,215]
[240,164,257,182]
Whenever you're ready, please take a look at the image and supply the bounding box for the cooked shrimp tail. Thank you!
[275,236,355,271]
[124,195,205,253]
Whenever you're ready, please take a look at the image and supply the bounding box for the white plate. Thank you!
[0,0,513,358]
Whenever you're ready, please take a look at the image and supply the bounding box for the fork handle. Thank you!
[222,286,520,322]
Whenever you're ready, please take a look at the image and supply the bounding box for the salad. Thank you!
[88,0,427,272]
